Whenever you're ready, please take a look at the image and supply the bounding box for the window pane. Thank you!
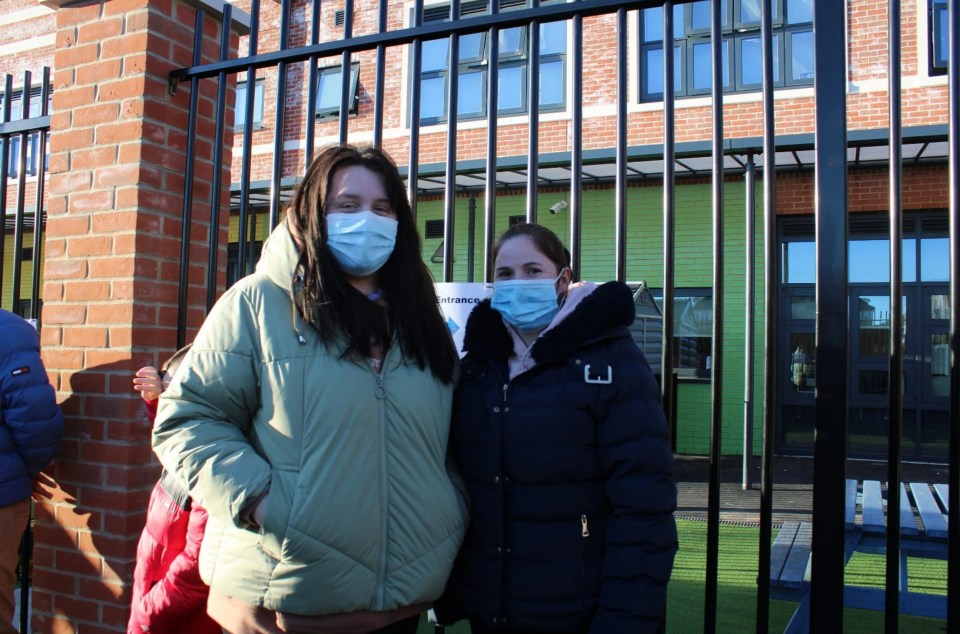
[539,60,563,107]
[420,76,446,120]
[931,333,950,397]
[644,46,681,95]
[931,294,950,320]
[318,70,344,110]
[498,65,523,110]
[739,0,761,23]
[458,70,484,116]
[643,5,685,42]
[540,21,566,56]
[500,27,524,57]
[791,296,815,320]
[423,39,449,72]
[858,295,891,357]
[937,6,948,66]
[789,333,815,390]
[786,0,813,24]
[784,241,814,284]
[235,83,248,127]
[692,39,729,90]
[920,238,949,281]
[691,1,710,30]
[850,240,889,283]
[790,30,814,80]
[460,32,484,62]
[741,34,780,85]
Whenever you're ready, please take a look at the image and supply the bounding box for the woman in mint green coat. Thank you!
[153,145,466,634]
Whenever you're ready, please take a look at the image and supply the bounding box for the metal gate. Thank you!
[161,0,959,632]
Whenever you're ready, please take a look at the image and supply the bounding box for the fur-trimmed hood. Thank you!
[462,280,636,366]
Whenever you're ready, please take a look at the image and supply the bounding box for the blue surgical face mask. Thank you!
[325,211,398,276]
[491,271,565,333]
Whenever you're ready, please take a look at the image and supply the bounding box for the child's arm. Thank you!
[130,503,212,629]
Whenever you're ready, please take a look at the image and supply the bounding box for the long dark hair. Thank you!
[287,144,456,384]
[493,222,570,272]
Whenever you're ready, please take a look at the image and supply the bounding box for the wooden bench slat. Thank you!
[861,480,885,533]
[780,521,812,588]
[910,482,949,539]
[770,521,800,584]
[898,483,919,536]
[934,483,949,513]
[845,479,858,529]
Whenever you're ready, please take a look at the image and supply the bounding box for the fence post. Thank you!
[33,1,244,631]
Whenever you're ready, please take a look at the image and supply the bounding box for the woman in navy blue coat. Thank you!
[442,223,677,634]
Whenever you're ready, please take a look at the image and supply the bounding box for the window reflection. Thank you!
[857,295,906,357]
[783,241,814,284]
[930,294,950,320]
[920,238,949,282]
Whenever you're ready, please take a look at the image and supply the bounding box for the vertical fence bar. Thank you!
[885,1,904,630]
[0,75,11,302]
[569,11,582,279]
[613,7,627,283]
[206,5,233,311]
[372,0,388,148]
[10,71,32,313]
[482,0,499,283]
[810,0,849,628]
[304,0,321,167]
[703,0,725,630]
[756,0,777,630]
[743,155,755,491]
[408,0,424,219]
[662,2,677,435]
[339,0,354,144]
[29,67,51,321]
[526,0,541,223]
[268,0,291,229]
[237,0,260,281]
[442,0,460,282]
[948,0,960,631]
[177,10,204,348]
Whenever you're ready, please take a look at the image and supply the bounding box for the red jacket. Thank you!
[128,399,219,634]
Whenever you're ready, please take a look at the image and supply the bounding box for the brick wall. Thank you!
[33,1,239,631]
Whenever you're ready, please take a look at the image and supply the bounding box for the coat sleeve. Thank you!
[152,287,270,526]
[0,317,63,483]
[589,341,678,634]
[131,504,211,629]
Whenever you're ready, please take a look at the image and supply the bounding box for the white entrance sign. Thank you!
[435,282,492,357]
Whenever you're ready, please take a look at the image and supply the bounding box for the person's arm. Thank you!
[131,503,212,629]
[133,366,162,425]
[0,318,64,483]
[589,341,678,634]
[152,287,270,526]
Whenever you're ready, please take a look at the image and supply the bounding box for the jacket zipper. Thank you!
[375,369,388,609]
[580,514,590,537]
[502,383,508,403]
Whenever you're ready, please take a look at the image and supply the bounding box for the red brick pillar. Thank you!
[35,1,242,631]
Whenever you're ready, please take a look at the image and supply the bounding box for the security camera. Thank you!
[549,200,568,214]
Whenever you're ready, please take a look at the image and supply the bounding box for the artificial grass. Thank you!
[418,518,948,633]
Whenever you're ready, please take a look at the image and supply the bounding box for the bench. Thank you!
[769,520,812,633]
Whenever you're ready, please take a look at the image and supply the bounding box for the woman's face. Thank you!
[495,235,571,292]
[324,164,396,219]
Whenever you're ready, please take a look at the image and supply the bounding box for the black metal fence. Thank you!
[3,0,958,632]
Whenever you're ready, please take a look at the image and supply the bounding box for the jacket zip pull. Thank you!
[374,372,386,399]
[502,383,508,403]
[580,514,590,537]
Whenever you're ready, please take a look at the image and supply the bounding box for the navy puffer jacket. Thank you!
[0,309,63,506]
[444,282,677,633]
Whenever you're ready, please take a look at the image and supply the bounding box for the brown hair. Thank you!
[286,144,456,384]
[493,222,570,273]
[161,344,192,379]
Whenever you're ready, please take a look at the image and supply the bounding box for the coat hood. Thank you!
[256,221,302,292]
[462,281,636,365]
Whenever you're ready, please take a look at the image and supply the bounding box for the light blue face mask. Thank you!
[325,211,398,276]
[491,272,564,333]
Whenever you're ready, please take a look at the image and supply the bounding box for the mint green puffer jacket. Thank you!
[153,222,467,616]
